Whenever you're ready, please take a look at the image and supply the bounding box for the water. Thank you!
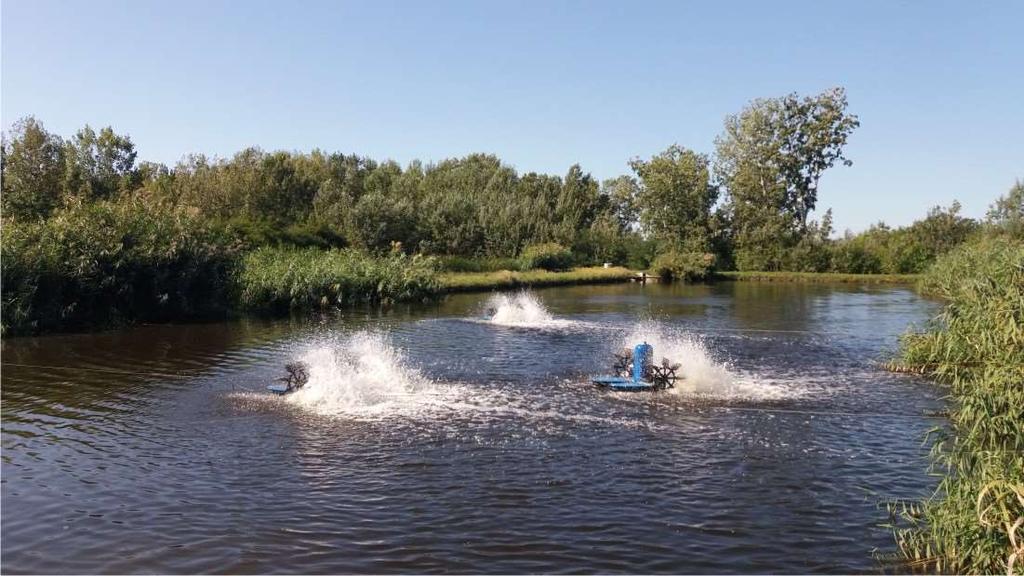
[1,282,943,573]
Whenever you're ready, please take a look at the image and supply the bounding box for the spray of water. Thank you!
[483,292,574,329]
[285,332,444,418]
[618,322,796,400]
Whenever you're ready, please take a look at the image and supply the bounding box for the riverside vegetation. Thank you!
[6,87,1018,336]
[1,86,1023,572]
[886,233,1024,574]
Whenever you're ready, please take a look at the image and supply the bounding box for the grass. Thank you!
[440,266,635,292]
[884,234,1024,574]
[714,270,920,284]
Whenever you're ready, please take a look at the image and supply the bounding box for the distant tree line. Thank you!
[3,87,1021,278]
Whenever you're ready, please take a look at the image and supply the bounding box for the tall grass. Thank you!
[887,235,1024,574]
[235,247,440,311]
[1,200,239,334]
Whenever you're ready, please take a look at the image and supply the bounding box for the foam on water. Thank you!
[483,292,574,329]
[618,322,801,401]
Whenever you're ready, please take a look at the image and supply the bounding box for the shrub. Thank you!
[651,250,715,282]
[1,200,239,334]
[224,217,346,249]
[235,247,440,311]
[783,235,832,272]
[519,242,573,271]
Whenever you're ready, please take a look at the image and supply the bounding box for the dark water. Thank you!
[2,282,943,574]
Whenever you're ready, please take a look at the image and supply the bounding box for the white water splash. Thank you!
[618,322,798,400]
[285,332,447,418]
[483,292,574,329]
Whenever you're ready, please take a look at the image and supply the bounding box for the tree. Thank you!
[629,145,717,254]
[715,87,859,269]
[601,175,641,230]
[553,164,601,245]
[311,154,375,232]
[1,117,66,219]
[346,191,418,252]
[987,180,1024,237]
[63,125,139,201]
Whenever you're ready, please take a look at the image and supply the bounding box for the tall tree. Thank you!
[553,164,601,245]
[1,117,65,219]
[630,145,717,253]
[715,87,859,269]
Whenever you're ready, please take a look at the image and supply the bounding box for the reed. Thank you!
[1,200,238,335]
[235,246,440,311]
[439,266,634,292]
[886,234,1024,574]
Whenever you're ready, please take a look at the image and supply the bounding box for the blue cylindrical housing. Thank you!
[633,343,652,383]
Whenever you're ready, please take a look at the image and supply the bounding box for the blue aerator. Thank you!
[592,342,679,392]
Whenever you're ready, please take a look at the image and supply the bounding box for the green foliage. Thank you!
[440,266,634,292]
[1,200,239,334]
[716,87,859,269]
[519,243,573,271]
[235,247,439,311]
[782,210,833,272]
[62,125,139,201]
[435,256,522,273]
[630,145,717,254]
[601,175,641,230]
[346,191,418,252]
[830,203,980,274]
[651,250,715,282]
[888,235,1024,574]
[224,218,346,249]
[1,117,66,219]
[986,179,1024,238]
[3,105,1007,335]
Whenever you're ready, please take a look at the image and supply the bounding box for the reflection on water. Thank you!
[2,282,943,573]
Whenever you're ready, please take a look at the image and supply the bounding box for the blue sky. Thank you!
[2,0,1021,233]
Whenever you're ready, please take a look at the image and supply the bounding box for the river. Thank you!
[1,282,943,573]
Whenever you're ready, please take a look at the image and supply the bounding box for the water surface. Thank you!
[2,282,942,573]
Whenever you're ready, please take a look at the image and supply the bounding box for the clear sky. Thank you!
[2,0,1021,233]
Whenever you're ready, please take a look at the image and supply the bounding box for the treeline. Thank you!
[3,88,1022,333]
[6,88,1018,280]
[1,117,652,266]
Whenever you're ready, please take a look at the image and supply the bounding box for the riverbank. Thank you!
[714,271,919,284]
[440,266,635,292]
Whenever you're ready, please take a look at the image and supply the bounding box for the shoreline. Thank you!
[712,270,920,284]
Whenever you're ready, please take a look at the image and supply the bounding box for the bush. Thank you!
[651,250,715,282]
[519,242,573,271]
[783,236,832,272]
[235,247,440,311]
[829,239,882,274]
[1,200,239,334]
[888,235,1024,574]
